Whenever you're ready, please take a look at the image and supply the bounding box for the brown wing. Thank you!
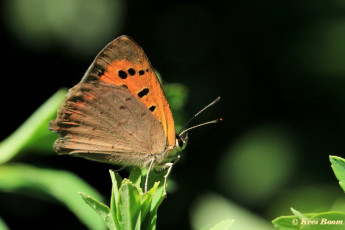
[50,81,167,167]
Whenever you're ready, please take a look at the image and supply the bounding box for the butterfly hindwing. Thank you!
[50,81,167,166]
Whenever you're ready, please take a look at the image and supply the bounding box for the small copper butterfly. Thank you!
[50,35,220,193]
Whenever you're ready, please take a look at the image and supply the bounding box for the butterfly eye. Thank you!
[177,138,184,148]
[176,134,188,151]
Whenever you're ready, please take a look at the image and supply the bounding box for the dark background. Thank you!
[1,0,345,229]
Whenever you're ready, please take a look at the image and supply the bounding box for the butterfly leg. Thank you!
[145,158,155,193]
[163,163,173,196]
[163,155,181,196]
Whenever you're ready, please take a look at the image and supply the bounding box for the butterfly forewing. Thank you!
[81,35,176,147]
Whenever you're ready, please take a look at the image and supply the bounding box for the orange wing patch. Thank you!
[99,59,175,148]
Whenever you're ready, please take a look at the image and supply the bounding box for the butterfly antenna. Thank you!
[179,118,222,137]
[178,96,221,135]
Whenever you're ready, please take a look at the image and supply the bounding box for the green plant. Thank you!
[272,156,345,230]
[80,168,165,230]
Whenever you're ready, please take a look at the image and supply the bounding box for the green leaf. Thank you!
[110,170,122,206]
[80,193,116,230]
[273,215,306,230]
[145,169,165,209]
[272,209,316,230]
[142,170,166,230]
[110,170,122,230]
[117,179,141,230]
[129,167,142,189]
[290,207,310,221]
[0,89,67,164]
[306,212,345,229]
[0,164,106,230]
[0,217,9,230]
[272,209,345,230]
[209,219,234,230]
[140,182,159,224]
[330,155,345,192]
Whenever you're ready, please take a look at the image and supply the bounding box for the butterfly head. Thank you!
[175,97,221,152]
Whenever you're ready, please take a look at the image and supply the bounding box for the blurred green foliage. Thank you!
[272,156,345,229]
[0,164,106,229]
[0,91,107,229]
[0,89,66,163]
[3,0,124,56]
[216,124,297,205]
[190,193,273,230]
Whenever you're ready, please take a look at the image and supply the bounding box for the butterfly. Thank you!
[50,35,220,193]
